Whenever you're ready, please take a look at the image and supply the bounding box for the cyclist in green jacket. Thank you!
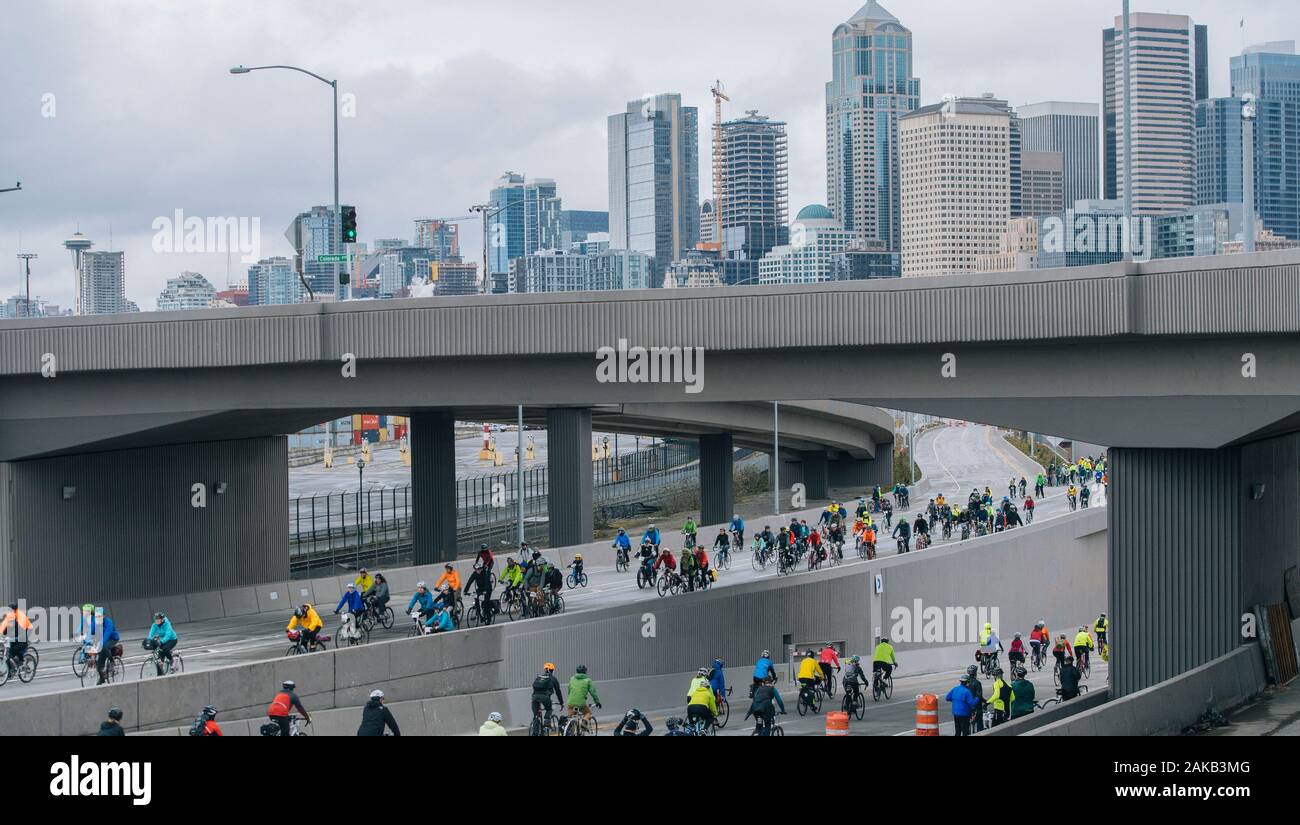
[566,665,602,724]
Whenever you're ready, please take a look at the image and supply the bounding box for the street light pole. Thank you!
[1242,92,1257,253]
[229,64,340,300]
[356,458,366,552]
[773,401,780,517]
[17,253,37,317]
[1121,0,1134,261]
[517,405,525,547]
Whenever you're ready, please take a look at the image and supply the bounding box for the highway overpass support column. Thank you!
[547,408,593,547]
[410,412,458,564]
[827,445,894,493]
[800,451,829,501]
[1108,447,1241,699]
[699,434,734,526]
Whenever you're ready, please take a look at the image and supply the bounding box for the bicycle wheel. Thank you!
[872,679,882,702]
[17,652,37,684]
[853,691,865,720]
[826,673,837,697]
[72,648,88,679]
[751,552,765,572]
[139,657,155,680]
[655,575,669,597]
[810,690,822,714]
[565,574,577,590]
[884,673,893,700]
[552,594,565,615]
[529,716,544,737]
[108,656,123,683]
[717,698,729,729]
[1053,663,1061,687]
[579,572,588,587]
[796,693,808,716]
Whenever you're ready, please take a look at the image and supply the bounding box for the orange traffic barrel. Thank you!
[915,694,939,736]
[825,711,849,736]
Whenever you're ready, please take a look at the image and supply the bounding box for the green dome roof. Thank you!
[796,204,834,221]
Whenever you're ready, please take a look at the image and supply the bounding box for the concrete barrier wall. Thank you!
[1028,644,1266,736]
[977,687,1111,736]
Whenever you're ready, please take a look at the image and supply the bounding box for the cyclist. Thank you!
[653,546,677,582]
[612,529,632,567]
[796,650,823,701]
[1,600,33,671]
[880,496,893,528]
[1058,656,1082,700]
[530,663,564,729]
[267,680,310,736]
[842,655,868,703]
[1023,495,1035,523]
[678,545,698,591]
[362,573,390,621]
[1007,632,1026,673]
[728,514,745,548]
[98,707,126,736]
[465,563,495,623]
[689,666,710,694]
[990,667,1013,726]
[1010,667,1035,719]
[524,558,546,603]
[978,622,1003,673]
[964,664,987,732]
[354,567,374,595]
[641,523,662,551]
[1052,634,1073,670]
[776,526,794,565]
[434,564,462,612]
[827,521,846,559]
[357,689,401,736]
[1008,476,1017,499]
[145,612,178,675]
[474,543,494,572]
[1034,472,1046,498]
[872,635,898,682]
[747,676,786,734]
[945,676,978,737]
[686,675,718,732]
[808,527,824,566]
[636,541,657,582]
[566,664,602,724]
[892,515,912,553]
[818,642,841,687]
[424,602,454,634]
[407,582,436,624]
[479,711,508,737]
[713,528,731,564]
[614,708,654,736]
[682,516,698,547]
[500,560,524,605]
[663,717,690,736]
[1094,613,1109,655]
[1028,623,1048,667]
[1019,476,1027,497]
[693,545,711,588]
[1080,484,1091,508]
[335,582,364,627]
[912,513,929,549]
[752,649,776,696]
[708,658,727,702]
[1067,484,1078,510]
[90,607,121,685]
[567,554,585,584]
[192,705,222,736]
[855,498,868,521]
[862,522,877,559]
[1073,626,1094,670]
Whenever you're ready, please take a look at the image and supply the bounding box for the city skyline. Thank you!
[2,0,1295,308]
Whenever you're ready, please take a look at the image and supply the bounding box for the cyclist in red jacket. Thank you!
[817,643,841,686]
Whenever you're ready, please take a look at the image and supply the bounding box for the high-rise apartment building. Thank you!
[899,99,1011,276]
[826,2,919,252]
[758,204,869,284]
[413,219,460,259]
[247,256,301,306]
[719,111,789,284]
[487,173,561,292]
[608,93,700,286]
[156,271,217,311]
[1019,101,1100,208]
[79,250,132,314]
[1103,13,1207,214]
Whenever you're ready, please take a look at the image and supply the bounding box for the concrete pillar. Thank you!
[1108,447,1241,698]
[546,408,593,548]
[800,450,829,501]
[699,434,734,527]
[410,411,458,564]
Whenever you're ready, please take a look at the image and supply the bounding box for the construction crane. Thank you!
[710,80,730,252]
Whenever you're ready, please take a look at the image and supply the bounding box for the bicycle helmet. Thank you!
[574,554,583,561]
[202,705,218,718]
[282,680,296,690]
[761,650,770,659]
[153,612,165,620]
[617,528,626,533]
[369,689,385,700]
[444,563,454,571]
[993,667,1004,676]
[480,543,488,551]
[1064,656,1074,664]
[850,655,861,664]
[416,581,426,589]
[1014,632,1022,638]
[7,601,17,611]
[488,711,503,723]
[575,664,588,674]
[697,668,708,677]
[543,662,556,673]
[107,707,123,721]
[82,603,94,613]
[966,665,978,678]
[359,567,368,574]
[666,717,681,729]
[293,607,305,619]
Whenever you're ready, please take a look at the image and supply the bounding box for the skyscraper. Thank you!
[1103,13,1208,214]
[156,271,217,311]
[720,111,789,284]
[825,1,919,253]
[1021,151,1066,218]
[608,92,700,287]
[78,250,132,315]
[413,219,460,259]
[1195,96,1243,208]
[1019,101,1100,208]
[292,205,345,298]
[487,173,560,293]
[247,256,301,306]
[900,99,1011,276]
[1227,42,1300,241]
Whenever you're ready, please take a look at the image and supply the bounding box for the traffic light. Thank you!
[341,206,357,244]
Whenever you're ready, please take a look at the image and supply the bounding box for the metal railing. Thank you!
[288,441,705,576]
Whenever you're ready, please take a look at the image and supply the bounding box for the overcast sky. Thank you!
[1,0,1293,309]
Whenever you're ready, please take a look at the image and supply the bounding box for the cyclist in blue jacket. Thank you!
[751,650,775,696]
[945,676,979,736]
[709,658,727,701]
[91,608,120,685]
[728,515,745,547]
[641,524,662,549]
[335,583,364,616]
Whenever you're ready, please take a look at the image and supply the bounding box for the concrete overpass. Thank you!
[3,249,1300,698]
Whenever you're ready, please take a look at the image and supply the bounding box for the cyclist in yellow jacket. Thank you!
[686,678,718,731]
[287,604,324,651]
[1073,627,1094,670]
[354,568,374,595]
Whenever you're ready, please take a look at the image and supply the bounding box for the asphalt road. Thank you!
[2,424,1106,705]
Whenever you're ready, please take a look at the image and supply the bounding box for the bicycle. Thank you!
[796,681,823,716]
[683,715,717,736]
[464,597,499,628]
[565,568,589,589]
[715,545,732,571]
[635,557,657,589]
[776,548,797,576]
[978,651,999,678]
[545,590,566,616]
[842,683,866,720]
[0,638,37,687]
[335,611,369,647]
[286,628,332,655]
[1068,495,1077,512]
[1098,638,1110,663]
[1031,645,1045,672]
[500,589,525,621]
[655,570,683,598]
[1025,508,1035,525]
[1078,651,1092,680]
[715,686,732,729]
[529,707,561,737]
[72,638,94,680]
[614,545,630,573]
[751,541,771,572]
[871,668,893,702]
[1035,684,1089,710]
[358,601,395,633]
[80,643,124,687]
[562,706,599,736]
[139,639,185,679]
[751,712,786,736]
[261,715,311,736]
